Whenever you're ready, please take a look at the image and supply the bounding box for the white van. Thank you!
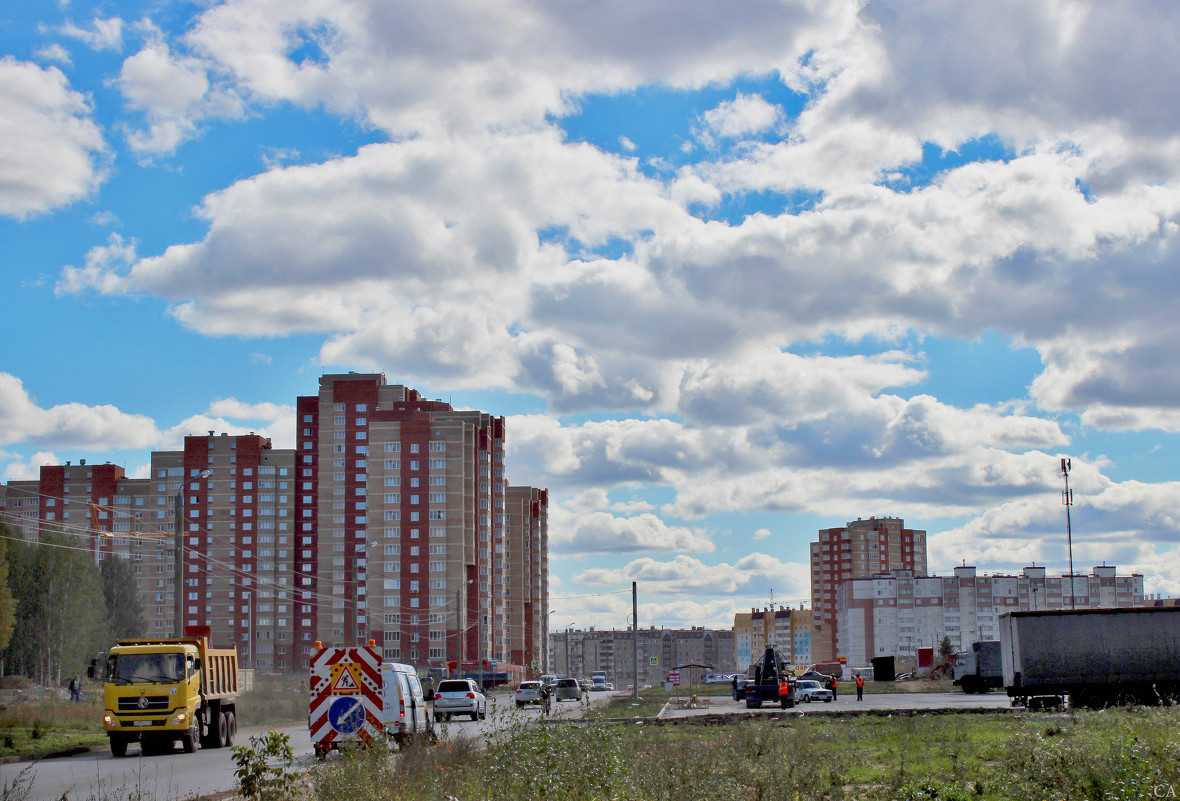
[381,663,432,746]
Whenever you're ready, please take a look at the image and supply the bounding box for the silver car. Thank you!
[554,677,582,702]
[433,678,488,721]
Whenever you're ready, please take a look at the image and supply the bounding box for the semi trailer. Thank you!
[999,606,1180,709]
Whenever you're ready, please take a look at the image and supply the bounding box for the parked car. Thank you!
[795,680,834,703]
[799,671,831,683]
[514,680,544,707]
[555,677,582,702]
[704,674,733,684]
[433,678,488,721]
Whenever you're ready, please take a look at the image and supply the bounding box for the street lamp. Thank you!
[174,469,212,638]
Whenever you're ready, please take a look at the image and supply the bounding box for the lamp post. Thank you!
[174,469,212,637]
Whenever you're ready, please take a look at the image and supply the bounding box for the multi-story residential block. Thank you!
[505,486,548,671]
[732,606,812,669]
[810,517,927,662]
[836,564,1146,665]
[550,627,735,685]
[0,373,548,677]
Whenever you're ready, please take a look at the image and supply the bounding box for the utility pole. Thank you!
[1061,458,1075,610]
[632,581,639,701]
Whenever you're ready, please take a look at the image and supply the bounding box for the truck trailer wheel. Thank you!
[110,737,128,758]
[224,711,236,746]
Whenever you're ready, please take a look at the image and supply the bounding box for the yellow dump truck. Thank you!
[102,636,239,757]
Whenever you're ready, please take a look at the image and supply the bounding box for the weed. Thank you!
[231,730,309,801]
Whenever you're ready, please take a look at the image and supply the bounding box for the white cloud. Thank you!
[2,452,62,482]
[549,509,713,555]
[0,373,160,452]
[574,553,809,599]
[0,58,107,218]
[117,42,214,154]
[56,17,125,52]
[35,44,72,66]
[753,528,772,539]
[701,93,783,140]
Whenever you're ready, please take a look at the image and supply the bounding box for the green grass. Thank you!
[303,706,1180,801]
[0,682,107,758]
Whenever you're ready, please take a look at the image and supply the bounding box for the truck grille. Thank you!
[117,696,170,713]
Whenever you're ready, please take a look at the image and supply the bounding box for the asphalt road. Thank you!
[660,689,1013,718]
[7,691,604,801]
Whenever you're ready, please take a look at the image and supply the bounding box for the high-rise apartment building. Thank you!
[505,486,548,670]
[0,373,548,677]
[810,517,927,663]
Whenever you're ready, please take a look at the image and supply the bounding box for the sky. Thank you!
[3,0,1180,633]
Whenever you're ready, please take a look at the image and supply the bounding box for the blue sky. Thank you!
[3,0,1180,629]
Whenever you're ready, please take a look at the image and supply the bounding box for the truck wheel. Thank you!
[110,737,128,758]
[182,722,200,753]
[214,712,228,748]
[225,711,236,746]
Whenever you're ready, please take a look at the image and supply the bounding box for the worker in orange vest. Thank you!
[830,674,838,701]
[855,673,865,701]
[778,677,790,710]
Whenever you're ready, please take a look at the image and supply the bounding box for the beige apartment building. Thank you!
[836,564,1146,666]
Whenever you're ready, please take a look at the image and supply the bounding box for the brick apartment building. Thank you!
[810,517,927,663]
[0,373,548,676]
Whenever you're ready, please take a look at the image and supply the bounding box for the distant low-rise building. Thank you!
[550,626,735,685]
[837,564,1146,666]
[733,605,812,669]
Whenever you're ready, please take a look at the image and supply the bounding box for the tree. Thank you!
[2,529,107,685]
[939,635,955,658]
[101,554,146,642]
[0,525,16,652]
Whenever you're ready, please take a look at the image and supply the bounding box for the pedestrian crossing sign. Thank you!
[329,663,363,695]
[649,657,658,665]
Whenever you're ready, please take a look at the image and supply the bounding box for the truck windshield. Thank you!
[107,653,185,684]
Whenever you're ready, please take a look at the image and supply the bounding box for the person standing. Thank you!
[69,675,81,703]
[778,677,791,710]
[855,673,865,701]
[830,674,838,701]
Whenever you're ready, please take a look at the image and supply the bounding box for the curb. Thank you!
[0,745,102,764]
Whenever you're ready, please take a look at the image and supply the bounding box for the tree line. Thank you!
[0,521,146,686]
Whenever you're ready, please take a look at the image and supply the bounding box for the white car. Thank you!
[795,679,834,703]
[433,678,488,721]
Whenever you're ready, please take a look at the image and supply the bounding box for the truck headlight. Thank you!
[103,714,114,727]
[170,711,187,726]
